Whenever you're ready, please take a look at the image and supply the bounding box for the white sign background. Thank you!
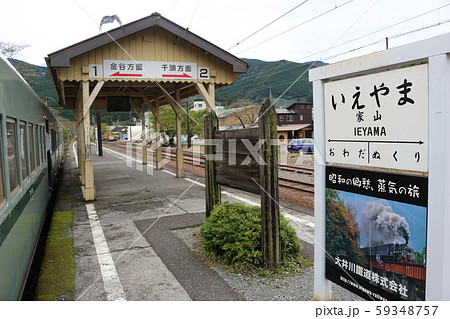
[101,60,199,80]
[324,64,428,172]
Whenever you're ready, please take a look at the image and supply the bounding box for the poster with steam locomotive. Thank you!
[325,166,428,301]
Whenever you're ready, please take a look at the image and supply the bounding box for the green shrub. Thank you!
[200,202,302,269]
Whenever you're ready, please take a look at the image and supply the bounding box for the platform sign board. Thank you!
[325,166,428,301]
[90,60,200,80]
[89,61,211,80]
[310,33,450,301]
[324,64,428,172]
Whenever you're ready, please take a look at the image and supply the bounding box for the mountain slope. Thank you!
[216,58,325,106]
[8,58,59,106]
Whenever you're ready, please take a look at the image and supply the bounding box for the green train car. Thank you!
[0,56,63,300]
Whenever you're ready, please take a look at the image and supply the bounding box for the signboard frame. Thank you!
[324,64,428,172]
[88,60,211,81]
[309,33,450,301]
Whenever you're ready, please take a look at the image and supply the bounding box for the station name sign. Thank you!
[89,60,210,80]
[324,64,428,172]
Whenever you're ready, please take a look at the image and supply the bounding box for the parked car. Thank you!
[287,138,314,153]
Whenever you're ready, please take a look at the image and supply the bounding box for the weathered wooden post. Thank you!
[96,109,103,156]
[204,111,221,216]
[259,98,281,269]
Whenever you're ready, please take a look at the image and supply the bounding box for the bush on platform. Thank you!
[199,202,303,270]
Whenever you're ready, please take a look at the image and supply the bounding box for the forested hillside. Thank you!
[8,58,131,125]
[216,58,325,106]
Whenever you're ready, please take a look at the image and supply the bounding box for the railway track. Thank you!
[105,143,314,195]
[278,177,314,194]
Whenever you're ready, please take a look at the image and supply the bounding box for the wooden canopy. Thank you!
[46,12,248,200]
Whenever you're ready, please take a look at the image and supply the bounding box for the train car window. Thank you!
[51,129,56,152]
[41,127,46,163]
[6,119,19,194]
[42,127,45,163]
[19,122,29,181]
[35,125,41,167]
[39,126,44,164]
[28,123,35,173]
[0,123,5,208]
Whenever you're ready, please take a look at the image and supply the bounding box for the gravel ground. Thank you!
[110,143,360,300]
[173,227,364,301]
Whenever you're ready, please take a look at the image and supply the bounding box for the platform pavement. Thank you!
[53,143,315,301]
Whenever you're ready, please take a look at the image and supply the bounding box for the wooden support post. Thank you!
[96,109,103,156]
[207,83,215,110]
[154,99,163,169]
[259,98,281,269]
[175,90,184,178]
[82,81,95,200]
[79,80,103,201]
[195,82,215,111]
[131,99,148,165]
[142,112,147,165]
[160,88,184,177]
[76,86,86,184]
[204,111,221,216]
[84,160,95,200]
[186,100,191,149]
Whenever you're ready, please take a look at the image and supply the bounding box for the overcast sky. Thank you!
[1,0,450,66]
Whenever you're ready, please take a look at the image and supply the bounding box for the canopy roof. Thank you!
[46,12,249,109]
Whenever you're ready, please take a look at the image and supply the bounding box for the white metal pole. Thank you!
[313,79,332,300]
[426,53,450,300]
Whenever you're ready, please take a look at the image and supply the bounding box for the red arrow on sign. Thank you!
[162,73,192,78]
[110,72,143,77]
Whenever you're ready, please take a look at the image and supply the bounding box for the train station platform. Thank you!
[47,143,317,301]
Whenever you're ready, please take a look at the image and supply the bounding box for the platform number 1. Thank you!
[198,67,210,80]
[89,64,103,78]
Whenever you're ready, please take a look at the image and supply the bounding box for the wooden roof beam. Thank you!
[195,82,215,111]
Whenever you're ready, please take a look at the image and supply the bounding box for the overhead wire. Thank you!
[187,0,201,30]
[70,0,449,114]
[235,3,449,87]
[227,0,309,51]
[253,0,379,123]
[236,0,355,55]
[164,0,181,15]
[217,3,450,100]
[320,18,450,62]
[219,16,450,102]
[297,3,450,62]
[224,21,448,101]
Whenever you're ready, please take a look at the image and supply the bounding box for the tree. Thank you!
[150,105,207,144]
[182,108,207,137]
[231,106,259,128]
[101,122,110,133]
[0,41,30,58]
[227,98,254,109]
[325,189,361,262]
[150,105,177,144]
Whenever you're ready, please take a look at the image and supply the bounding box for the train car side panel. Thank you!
[0,168,48,299]
[0,57,64,300]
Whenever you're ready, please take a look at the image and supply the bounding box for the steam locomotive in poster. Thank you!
[361,243,415,264]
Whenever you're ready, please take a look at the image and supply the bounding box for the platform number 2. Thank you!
[198,67,210,80]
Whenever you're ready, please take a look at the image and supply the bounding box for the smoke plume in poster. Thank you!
[357,200,411,247]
